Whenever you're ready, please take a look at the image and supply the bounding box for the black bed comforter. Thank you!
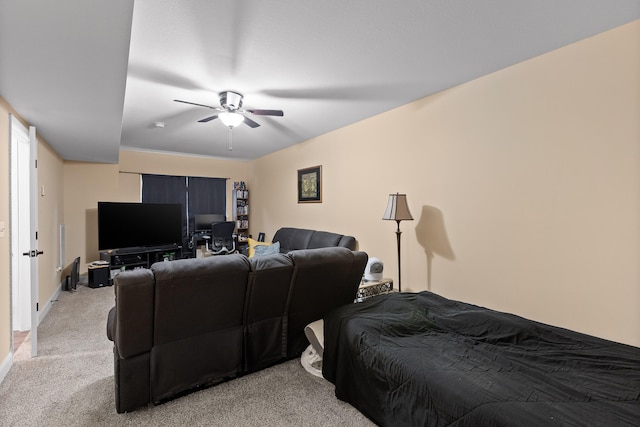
[323,291,640,426]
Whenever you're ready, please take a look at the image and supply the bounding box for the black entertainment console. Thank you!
[100,245,182,282]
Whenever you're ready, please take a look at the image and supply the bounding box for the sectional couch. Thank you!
[272,227,356,252]
[106,246,367,413]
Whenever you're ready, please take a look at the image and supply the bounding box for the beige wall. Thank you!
[63,149,249,272]
[63,162,127,269]
[0,98,13,360]
[250,21,640,346]
[37,135,65,310]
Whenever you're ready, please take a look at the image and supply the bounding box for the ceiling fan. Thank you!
[174,91,284,129]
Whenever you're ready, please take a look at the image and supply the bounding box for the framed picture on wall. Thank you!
[297,165,322,203]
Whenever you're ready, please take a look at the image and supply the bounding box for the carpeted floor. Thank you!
[0,282,375,426]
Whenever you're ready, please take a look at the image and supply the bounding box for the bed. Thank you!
[322,291,640,426]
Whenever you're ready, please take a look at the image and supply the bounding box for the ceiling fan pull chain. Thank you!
[228,127,233,151]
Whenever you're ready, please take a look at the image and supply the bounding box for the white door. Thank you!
[10,116,31,331]
[9,115,40,357]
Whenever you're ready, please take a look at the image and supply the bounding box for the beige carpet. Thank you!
[0,282,375,426]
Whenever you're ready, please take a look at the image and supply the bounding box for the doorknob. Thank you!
[22,250,44,257]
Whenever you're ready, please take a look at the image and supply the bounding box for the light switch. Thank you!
[41,185,46,196]
[0,221,5,238]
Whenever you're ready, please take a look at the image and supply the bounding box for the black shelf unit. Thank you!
[233,181,249,253]
[100,245,181,282]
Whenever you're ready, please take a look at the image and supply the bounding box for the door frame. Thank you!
[28,125,39,357]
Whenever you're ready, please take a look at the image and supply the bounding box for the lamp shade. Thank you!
[219,111,244,128]
[382,193,413,221]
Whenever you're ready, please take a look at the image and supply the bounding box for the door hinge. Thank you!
[35,159,38,168]
[35,231,38,240]
[36,302,39,311]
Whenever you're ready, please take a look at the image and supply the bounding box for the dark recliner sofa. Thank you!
[272,227,356,252]
[106,246,367,413]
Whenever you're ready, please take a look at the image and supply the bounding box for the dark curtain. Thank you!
[142,174,188,249]
[142,174,227,255]
[187,177,227,232]
[142,174,186,205]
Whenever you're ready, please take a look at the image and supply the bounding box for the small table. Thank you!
[356,278,394,302]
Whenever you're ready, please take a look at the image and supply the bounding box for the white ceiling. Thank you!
[1,1,639,163]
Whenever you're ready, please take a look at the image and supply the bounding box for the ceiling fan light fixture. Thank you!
[220,91,243,110]
[219,111,244,128]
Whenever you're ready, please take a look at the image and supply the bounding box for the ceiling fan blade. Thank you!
[246,109,284,117]
[243,116,260,128]
[174,99,218,109]
[198,115,219,123]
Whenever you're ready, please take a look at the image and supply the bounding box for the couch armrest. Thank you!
[286,247,368,357]
[113,268,155,358]
[106,306,116,341]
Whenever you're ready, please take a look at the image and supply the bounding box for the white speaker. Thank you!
[364,257,383,282]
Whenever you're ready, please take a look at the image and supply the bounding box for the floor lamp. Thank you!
[382,193,413,293]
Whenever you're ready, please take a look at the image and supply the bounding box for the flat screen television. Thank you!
[98,202,183,250]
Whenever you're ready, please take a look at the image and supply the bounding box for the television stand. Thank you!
[114,244,180,255]
[100,244,181,282]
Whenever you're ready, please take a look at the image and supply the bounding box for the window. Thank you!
[142,174,226,249]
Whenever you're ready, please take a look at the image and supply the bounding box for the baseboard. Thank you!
[38,282,62,326]
[0,351,12,385]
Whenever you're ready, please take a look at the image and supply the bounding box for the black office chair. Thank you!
[204,221,236,255]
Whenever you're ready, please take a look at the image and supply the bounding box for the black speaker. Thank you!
[88,265,110,288]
